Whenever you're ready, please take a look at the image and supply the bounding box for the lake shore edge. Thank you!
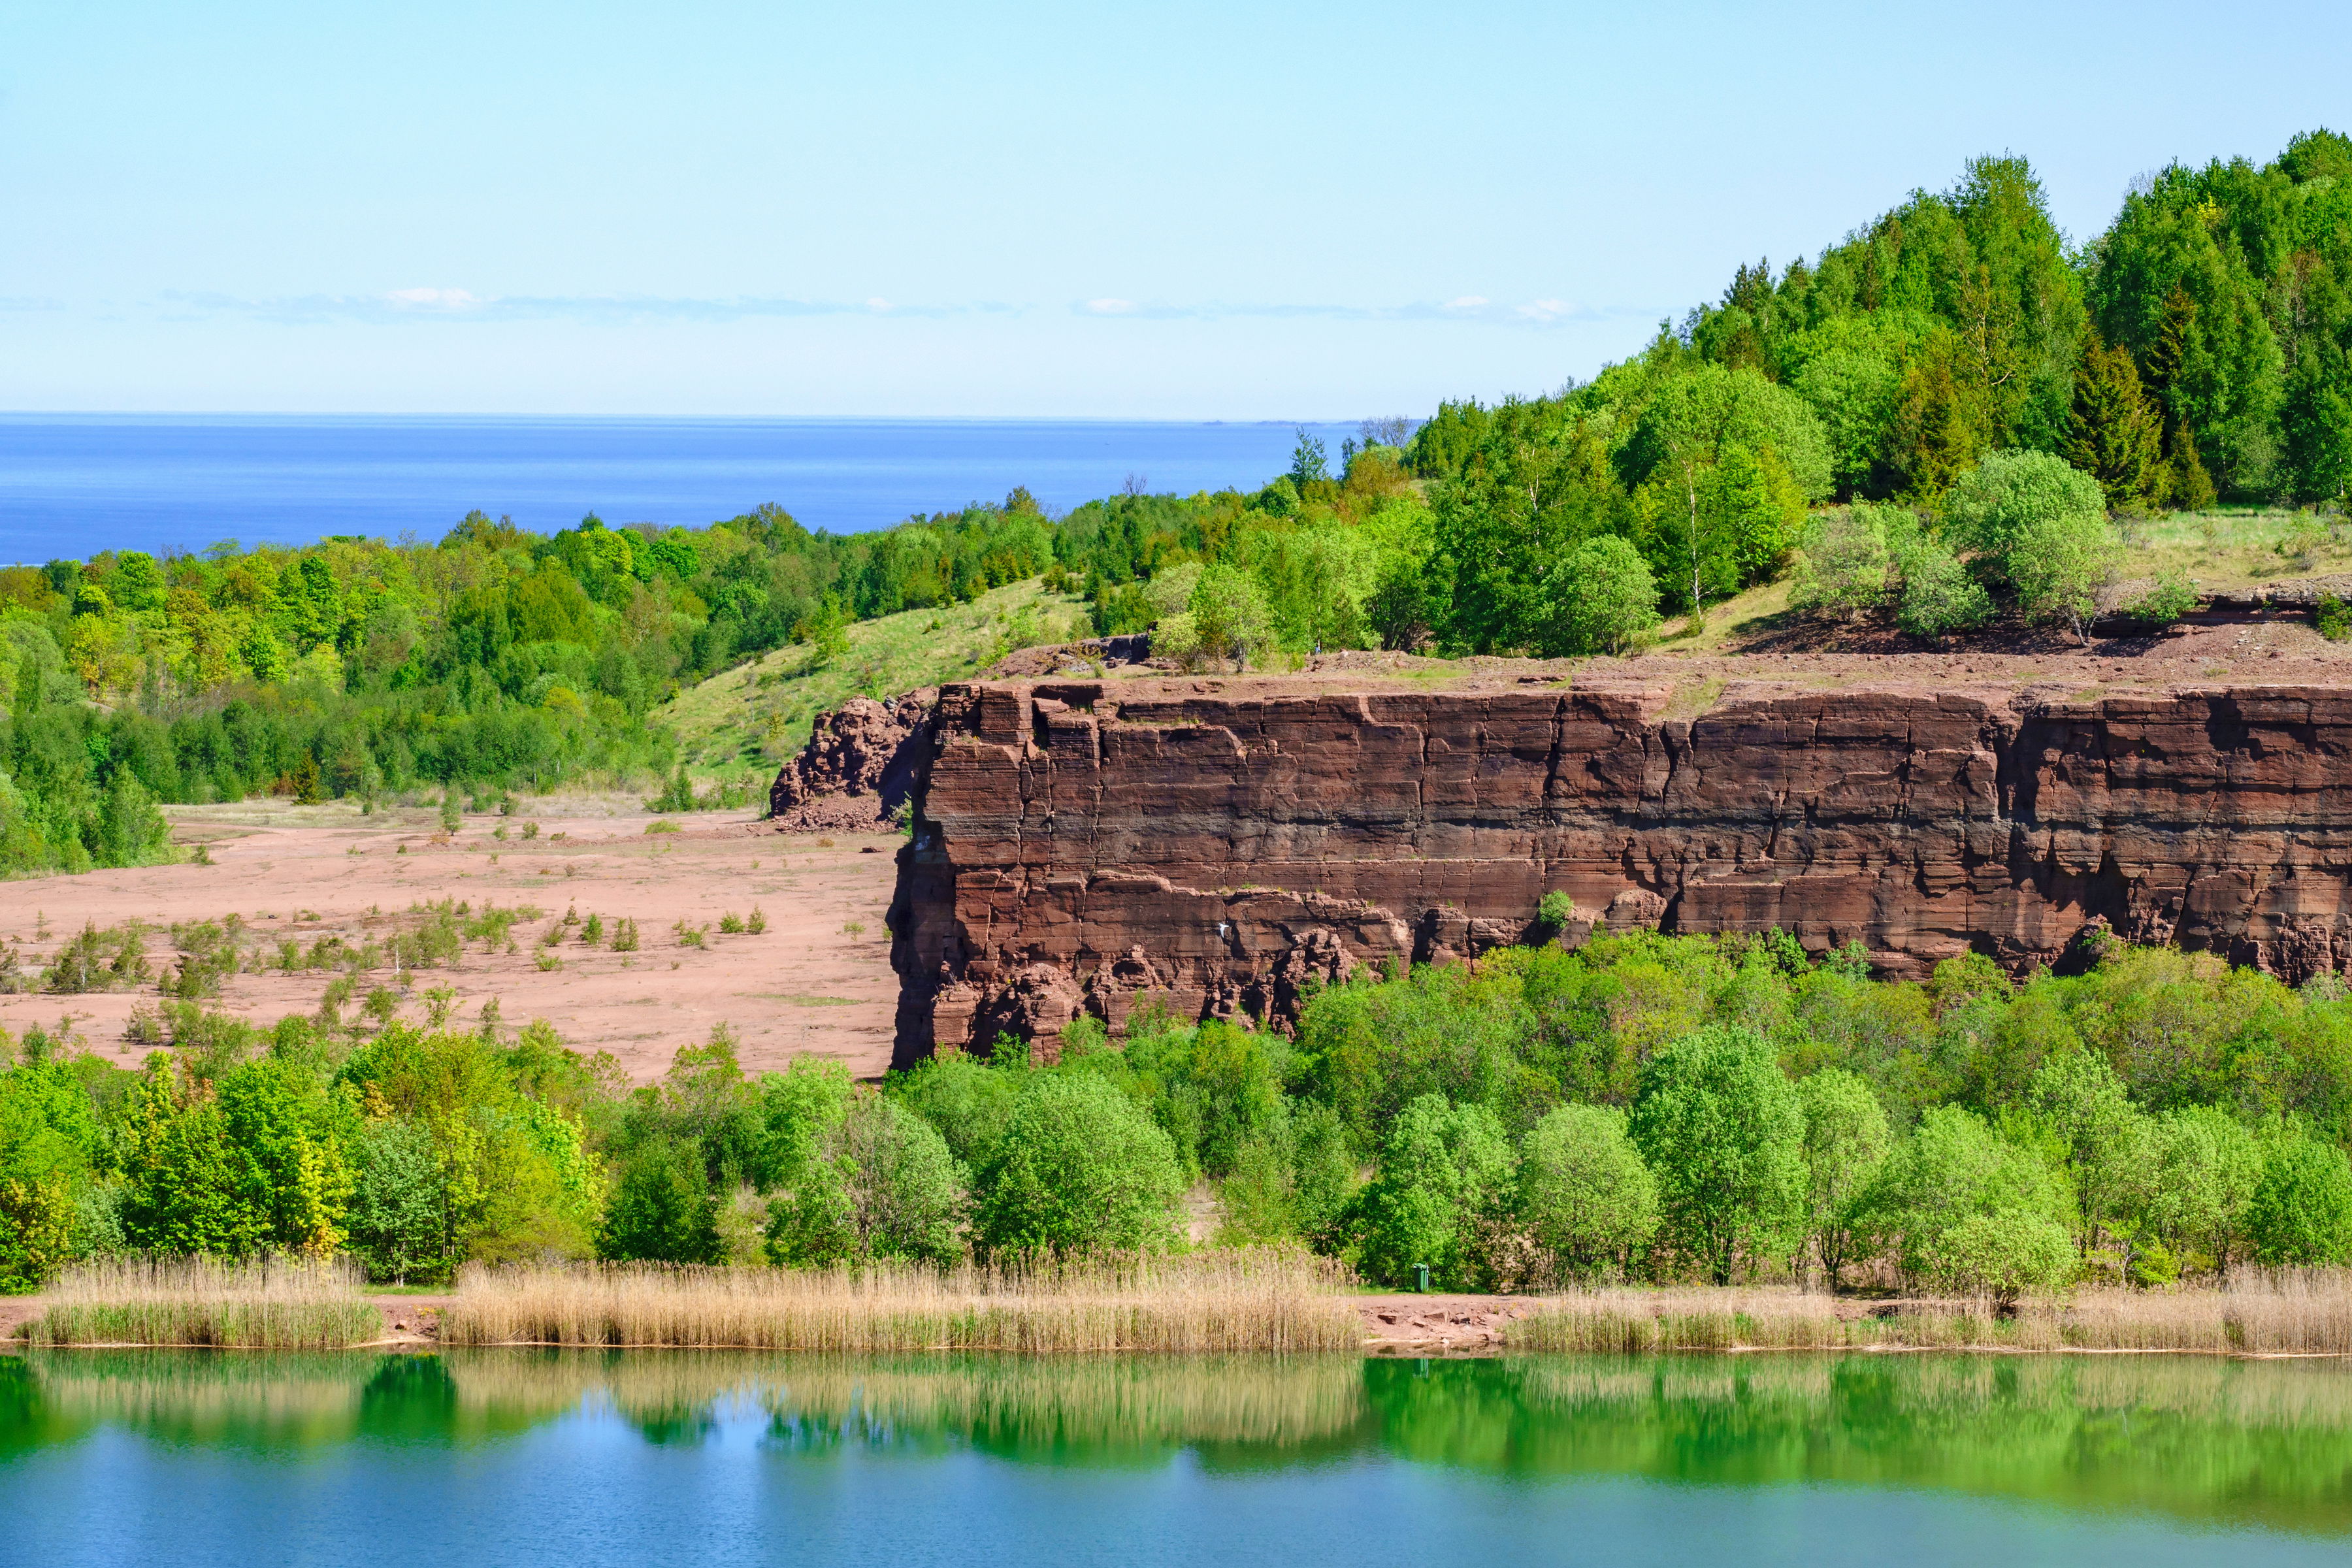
[14,1268,2352,1358]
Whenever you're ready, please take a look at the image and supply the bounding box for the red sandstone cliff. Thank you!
[883,676,2352,1066]
[766,691,935,832]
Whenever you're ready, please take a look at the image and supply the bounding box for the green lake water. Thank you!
[4,1350,2351,1566]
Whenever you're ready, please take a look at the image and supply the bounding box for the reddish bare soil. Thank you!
[0,798,903,1082]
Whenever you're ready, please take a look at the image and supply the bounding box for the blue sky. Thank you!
[3,0,2347,418]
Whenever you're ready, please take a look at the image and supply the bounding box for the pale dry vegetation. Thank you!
[25,1257,381,1349]
[1506,1269,2352,1354]
[440,1250,1358,1354]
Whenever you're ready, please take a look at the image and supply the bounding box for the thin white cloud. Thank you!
[150,287,1638,330]
[385,286,486,310]
[159,290,1019,325]
[1066,296,1638,327]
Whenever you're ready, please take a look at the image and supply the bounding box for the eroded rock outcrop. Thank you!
[766,691,935,832]
[885,677,2352,1066]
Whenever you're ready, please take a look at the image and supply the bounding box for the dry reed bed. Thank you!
[440,1251,1361,1354]
[1505,1271,2352,1356]
[24,1258,382,1350]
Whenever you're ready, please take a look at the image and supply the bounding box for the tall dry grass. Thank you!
[25,1257,382,1349]
[441,1249,1359,1353]
[1505,1269,2352,1355]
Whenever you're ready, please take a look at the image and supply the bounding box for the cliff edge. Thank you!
[879,674,2352,1066]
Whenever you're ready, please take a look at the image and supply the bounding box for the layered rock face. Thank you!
[885,677,2352,1066]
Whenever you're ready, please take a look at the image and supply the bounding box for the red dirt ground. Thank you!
[0,797,903,1083]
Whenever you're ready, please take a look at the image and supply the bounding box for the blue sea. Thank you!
[0,414,1369,561]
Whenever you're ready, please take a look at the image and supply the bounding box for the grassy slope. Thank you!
[656,578,1090,785]
[1648,506,2340,656]
[658,507,2340,788]
[2114,506,2352,591]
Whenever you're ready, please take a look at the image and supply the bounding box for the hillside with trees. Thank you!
[0,129,2345,879]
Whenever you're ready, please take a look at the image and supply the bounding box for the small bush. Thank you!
[581,913,605,944]
[1894,531,1993,640]
[2317,593,2352,642]
[644,819,681,836]
[43,922,151,994]
[1535,890,1576,935]
[611,918,640,953]
[975,1073,1187,1258]
[719,912,746,934]
[1790,504,1900,620]
[521,821,540,841]
[747,907,767,935]
[673,920,707,949]
[2119,574,2197,629]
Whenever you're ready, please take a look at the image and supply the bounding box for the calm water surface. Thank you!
[4,1350,2350,1567]
[0,414,1364,559]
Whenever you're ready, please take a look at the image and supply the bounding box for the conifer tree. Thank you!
[2063,342,2163,507]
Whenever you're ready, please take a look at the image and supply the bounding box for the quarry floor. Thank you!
[0,797,903,1083]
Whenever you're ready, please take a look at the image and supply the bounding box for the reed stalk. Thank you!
[441,1249,1360,1353]
[1504,1269,2352,1355]
[25,1256,381,1349]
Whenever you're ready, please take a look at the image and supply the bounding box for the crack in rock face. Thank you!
[767,678,2352,1068]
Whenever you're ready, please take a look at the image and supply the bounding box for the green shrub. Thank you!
[1519,1103,1658,1284]
[973,1073,1185,1258]
[42,921,151,994]
[1796,1068,1890,1287]
[1535,890,1576,935]
[2119,574,2197,629]
[2144,1105,2263,1276]
[1790,504,1899,620]
[1929,1208,2078,1305]
[766,1094,966,1267]
[597,1134,723,1264]
[1352,1093,1516,1290]
[889,1048,1022,1172]
[1855,1105,2071,1284]
[1627,1026,1805,1283]
[2009,512,2119,643]
[2248,1127,2352,1265]
[1535,535,1660,655]
[1891,530,1992,640]
[1117,1018,1292,1181]
[2317,593,2352,642]
[1943,448,2110,578]
[346,1117,449,1282]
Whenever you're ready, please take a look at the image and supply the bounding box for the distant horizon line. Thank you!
[0,409,1401,427]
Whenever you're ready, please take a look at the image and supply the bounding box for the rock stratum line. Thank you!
[877,677,2352,1067]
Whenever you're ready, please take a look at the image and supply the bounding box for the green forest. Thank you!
[3,129,2345,881]
[7,928,2352,1297]
[3,129,2352,1296]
